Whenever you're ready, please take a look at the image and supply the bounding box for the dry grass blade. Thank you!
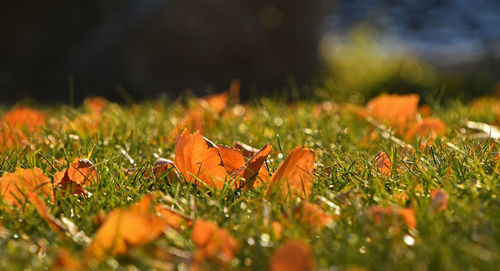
[365,116,414,150]
[466,121,500,141]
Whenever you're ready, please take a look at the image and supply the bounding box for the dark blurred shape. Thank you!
[0,0,328,103]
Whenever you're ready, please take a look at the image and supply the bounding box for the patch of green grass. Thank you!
[0,95,499,270]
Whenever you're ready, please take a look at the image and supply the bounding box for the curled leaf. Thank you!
[54,159,97,196]
[233,141,260,159]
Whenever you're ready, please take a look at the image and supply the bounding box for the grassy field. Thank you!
[0,92,499,270]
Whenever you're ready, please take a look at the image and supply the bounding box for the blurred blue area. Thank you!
[327,0,500,65]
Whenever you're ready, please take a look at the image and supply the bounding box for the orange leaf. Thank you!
[51,250,82,271]
[85,96,107,115]
[398,208,417,229]
[0,168,63,232]
[217,145,247,175]
[0,168,53,205]
[2,107,46,133]
[223,143,272,190]
[370,206,417,229]
[168,93,228,141]
[239,143,272,189]
[84,193,185,261]
[268,147,315,199]
[270,240,314,271]
[271,221,283,239]
[200,92,229,115]
[27,193,64,233]
[0,107,46,151]
[54,159,97,196]
[294,202,334,232]
[404,118,446,141]
[365,94,419,128]
[174,130,228,190]
[375,152,392,176]
[191,220,238,265]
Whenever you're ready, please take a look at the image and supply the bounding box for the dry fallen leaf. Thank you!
[271,221,284,239]
[191,219,238,266]
[375,152,392,176]
[233,141,260,159]
[294,202,334,232]
[84,193,186,261]
[364,94,420,128]
[270,240,314,271]
[268,147,316,199]
[51,249,82,271]
[174,130,228,190]
[404,118,446,142]
[2,107,46,132]
[0,168,65,232]
[370,206,417,230]
[0,107,46,151]
[217,145,247,175]
[0,167,53,205]
[168,93,229,141]
[220,143,272,190]
[54,159,97,196]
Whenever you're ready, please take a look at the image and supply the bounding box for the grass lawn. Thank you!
[0,92,499,270]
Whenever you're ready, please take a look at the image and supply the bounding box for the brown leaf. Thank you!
[270,240,314,271]
[375,152,392,176]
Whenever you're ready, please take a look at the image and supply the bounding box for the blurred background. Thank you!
[1,0,499,104]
